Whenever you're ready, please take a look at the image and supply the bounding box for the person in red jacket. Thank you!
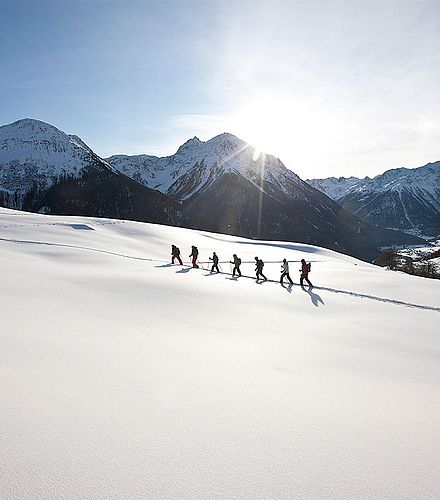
[300,258,313,287]
[171,244,183,265]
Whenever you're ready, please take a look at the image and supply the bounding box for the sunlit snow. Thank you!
[1,208,439,499]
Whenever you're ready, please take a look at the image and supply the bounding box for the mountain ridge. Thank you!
[308,161,440,236]
[106,131,303,202]
[0,118,182,225]
[0,118,426,260]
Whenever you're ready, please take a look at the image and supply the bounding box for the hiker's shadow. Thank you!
[155,263,173,268]
[176,267,191,273]
[226,276,238,281]
[301,285,324,307]
[281,283,293,293]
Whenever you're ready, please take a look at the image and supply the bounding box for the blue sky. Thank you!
[1,0,440,178]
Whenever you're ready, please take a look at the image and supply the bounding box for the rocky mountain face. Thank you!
[308,162,440,237]
[0,119,182,225]
[0,118,425,261]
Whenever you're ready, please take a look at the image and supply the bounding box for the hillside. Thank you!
[1,208,439,499]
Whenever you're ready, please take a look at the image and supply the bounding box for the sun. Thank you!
[229,94,300,159]
[229,93,340,175]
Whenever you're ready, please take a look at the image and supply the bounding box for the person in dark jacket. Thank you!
[189,246,199,268]
[300,258,313,287]
[209,251,220,273]
[230,254,242,277]
[171,244,183,265]
[280,258,293,284]
[255,256,267,281]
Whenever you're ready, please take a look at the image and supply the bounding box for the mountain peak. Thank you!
[175,133,246,156]
[0,118,67,142]
[0,118,95,158]
[176,136,202,154]
[206,132,245,148]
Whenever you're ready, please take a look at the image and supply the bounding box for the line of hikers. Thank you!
[171,244,313,287]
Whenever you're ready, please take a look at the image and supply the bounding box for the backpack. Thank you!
[237,258,241,265]
[307,262,311,272]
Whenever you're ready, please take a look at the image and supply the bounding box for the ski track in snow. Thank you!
[1,236,439,313]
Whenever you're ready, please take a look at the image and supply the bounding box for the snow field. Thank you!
[1,208,439,499]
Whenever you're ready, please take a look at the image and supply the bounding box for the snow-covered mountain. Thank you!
[107,133,304,201]
[0,118,424,261]
[0,118,181,224]
[308,162,440,236]
[0,118,105,205]
[307,175,366,200]
[106,133,426,260]
[1,208,439,499]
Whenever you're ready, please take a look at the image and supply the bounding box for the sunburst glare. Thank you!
[229,93,343,174]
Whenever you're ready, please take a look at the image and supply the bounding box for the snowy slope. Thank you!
[106,133,304,201]
[1,208,439,499]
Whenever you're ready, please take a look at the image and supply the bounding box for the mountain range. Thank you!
[307,162,440,237]
[0,118,426,261]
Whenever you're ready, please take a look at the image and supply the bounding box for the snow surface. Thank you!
[1,208,439,499]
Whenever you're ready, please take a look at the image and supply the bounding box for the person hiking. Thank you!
[209,251,220,273]
[280,258,293,284]
[230,254,242,277]
[171,244,183,265]
[255,256,267,281]
[189,245,199,268]
[300,258,313,287]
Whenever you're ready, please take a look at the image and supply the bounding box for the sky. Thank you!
[1,0,439,179]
